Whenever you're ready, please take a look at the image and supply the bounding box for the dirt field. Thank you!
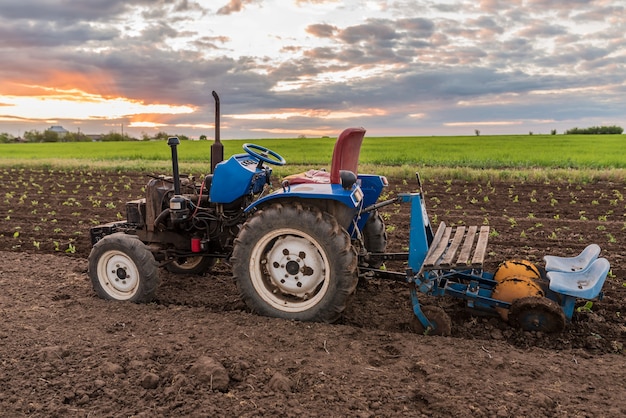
[0,169,624,417]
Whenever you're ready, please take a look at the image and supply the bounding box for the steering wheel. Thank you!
[243,143,287,166]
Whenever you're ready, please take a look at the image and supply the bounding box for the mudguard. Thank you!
[245,182,364,213]
[354,174,387,229]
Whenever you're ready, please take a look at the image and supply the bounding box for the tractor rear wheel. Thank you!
[88,233,159,302]
[232,203,358,323]
[508,296,566,333]
[165,256,216,275]
[361,210,387,268]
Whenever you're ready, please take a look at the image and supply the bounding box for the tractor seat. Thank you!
[284,169,330,184]
[543,244,601,272]
[547,257,610,299]
[284,127,366,185]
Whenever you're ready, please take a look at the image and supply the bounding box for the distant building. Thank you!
[47,125,69,136]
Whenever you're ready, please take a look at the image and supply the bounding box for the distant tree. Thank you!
[154,131,170,141]
[474,129,480,136]
[23,130,42,142]
[42,130,60,142]
[0,132,13,143]
[101,132,126,141]
[199,134,207,140]
[565,125,623,134]
[551,129,557,135]
[63,132,90,142]
[529,131,533,136]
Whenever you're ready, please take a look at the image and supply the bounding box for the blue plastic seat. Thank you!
[547,257,610,299]
[543,244,600,272]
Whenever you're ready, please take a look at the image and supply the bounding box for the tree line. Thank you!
[0,130,193,143]
[564,125,623,135]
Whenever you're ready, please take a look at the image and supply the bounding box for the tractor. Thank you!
[88,92,611,334]
[88,92,387,323]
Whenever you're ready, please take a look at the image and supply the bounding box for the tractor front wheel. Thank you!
[88,233,160,302]
[232,203,358,323]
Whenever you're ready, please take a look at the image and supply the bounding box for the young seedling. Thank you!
[504,215,517,228]
[576,301,594,313]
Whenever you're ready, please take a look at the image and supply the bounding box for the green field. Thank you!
[1,134,625,181]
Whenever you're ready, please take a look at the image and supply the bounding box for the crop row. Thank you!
[1,169,626,264]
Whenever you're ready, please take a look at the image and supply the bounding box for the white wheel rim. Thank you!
[249,228,330,313]
[96,249,140,300]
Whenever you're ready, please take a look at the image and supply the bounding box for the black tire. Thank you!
[231,203,358,323]
[508,296,566,333]
[165,256,216,275]
[88,233,159,303]
[361,210,387,268]
[409,305,452,336]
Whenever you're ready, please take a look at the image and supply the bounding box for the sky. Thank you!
[0,0,625,139]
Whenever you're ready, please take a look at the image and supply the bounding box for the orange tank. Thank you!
[493,259,541,283]
[492,276,545,321]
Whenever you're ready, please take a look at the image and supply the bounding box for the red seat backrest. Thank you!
[330,127,366,184]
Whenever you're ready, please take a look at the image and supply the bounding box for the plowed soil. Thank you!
[0,168,624,417]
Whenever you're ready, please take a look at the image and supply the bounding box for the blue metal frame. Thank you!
[400,193,430,272]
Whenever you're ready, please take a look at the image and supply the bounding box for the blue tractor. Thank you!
[88,93,387,323]
[89,92,611,333]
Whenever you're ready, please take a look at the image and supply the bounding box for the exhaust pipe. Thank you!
[210,90,224,173]
[167,136,181,195]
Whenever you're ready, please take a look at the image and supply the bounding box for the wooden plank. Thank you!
[471,226,490,266]
[439,226,466,267]
[430,222,447,249]
[421,223,490,271]
[423,225,452,267]
[456,225,477,266]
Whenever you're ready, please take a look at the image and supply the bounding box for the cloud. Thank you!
[306,23,338,38]
[0,0,132,23]
[295,0,339,4]
[338,20,400,45]
[216,0,259,15]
